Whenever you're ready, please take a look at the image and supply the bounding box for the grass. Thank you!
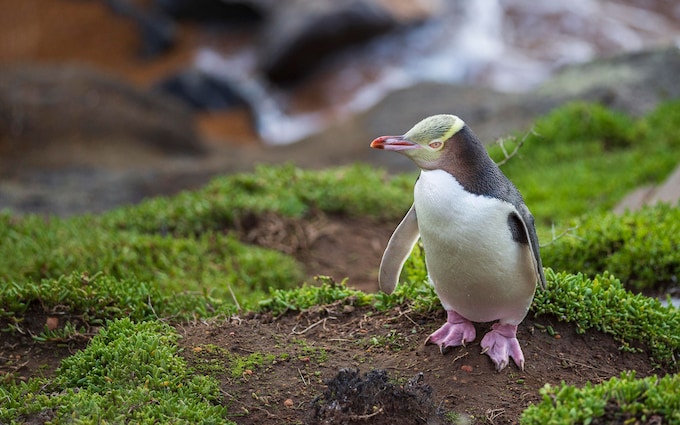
[521,372,680,424]
[98,164,416,236]
[487,101,680,231]
[0,319,231,424]
[0,213,303,316]
[532,270,679,369]
[1,100,680,423]
[541,203,680,291]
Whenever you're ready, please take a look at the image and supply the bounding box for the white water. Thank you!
[194,0,680,145]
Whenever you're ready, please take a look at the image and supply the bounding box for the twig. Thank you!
[227,283,241,312]
[451,351,469,363]
[495,127,537,166]
[297,368,308,386]
[533,346,599,371]
[291,317,335,335]
[349,408,383,421]
[386,307,419,327]
[540,224,583,248]
[486,408,505,423]
[147,296,159,319]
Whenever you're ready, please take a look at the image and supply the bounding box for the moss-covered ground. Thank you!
[1,101,679,424]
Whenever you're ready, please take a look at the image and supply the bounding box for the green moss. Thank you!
[0,272,233,329]
[0,212,303,320]
[0,319,232,424]
[487,101,680,226]
[100,164,415,235]
[226,351,277,380]
[541,203,680,291]
[532,269,679,370]
[521,372,680,424]
[293,338,329,363]
[258,276,373,315]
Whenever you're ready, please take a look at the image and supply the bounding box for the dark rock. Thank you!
[104,0,177,58]
[258,0,400,85]
[0,64,204,169]
[152,69,250,111]
[154,0,266,24]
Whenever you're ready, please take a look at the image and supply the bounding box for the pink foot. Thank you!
[426,310,476,353]
[480,323,524,371]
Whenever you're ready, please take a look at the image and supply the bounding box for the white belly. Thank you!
[414,169,536,325]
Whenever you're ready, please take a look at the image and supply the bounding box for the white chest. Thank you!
[413,169,536,323]
[414,170,515,253]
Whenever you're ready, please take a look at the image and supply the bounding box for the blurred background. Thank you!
[1,0,680,216]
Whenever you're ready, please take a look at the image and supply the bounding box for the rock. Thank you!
[152,69,251,111]
[614,164,680,213]
[155,0,266,23]
[536,46,680,117]
[258,0,404,85]
[104,0,177,58]
[0,64,205,170]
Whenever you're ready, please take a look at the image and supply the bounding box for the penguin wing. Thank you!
[512,204,547,290]
[378,204,420,294]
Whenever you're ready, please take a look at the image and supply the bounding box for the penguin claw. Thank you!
[496,359,509,372]
[480,323,524,371]
[427,310,476,352]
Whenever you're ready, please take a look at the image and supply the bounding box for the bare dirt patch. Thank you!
[178,301,659,424]
[0,304,91,383]
[234,211,394,293]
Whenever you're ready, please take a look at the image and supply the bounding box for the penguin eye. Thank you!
[428,140,443,150]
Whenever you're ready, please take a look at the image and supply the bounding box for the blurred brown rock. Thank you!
[258,0,432,84]
[0,64,205,169]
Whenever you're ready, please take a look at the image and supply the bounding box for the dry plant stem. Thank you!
[495,127,537,167]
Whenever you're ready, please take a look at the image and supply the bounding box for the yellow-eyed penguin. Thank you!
[370,114,546,371]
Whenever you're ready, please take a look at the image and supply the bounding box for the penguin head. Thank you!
[370,114,466,169]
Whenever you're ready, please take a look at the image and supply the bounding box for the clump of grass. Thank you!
[541,203,680,292]
[100,164,415,236]
[0,212,304,319]
[521,372,680,424]
[0,318,232,424]
[192,344,280,380]
[258,276,373,315]
[487,101,680,226]
[532,269,679,370]
[0,272,234,329]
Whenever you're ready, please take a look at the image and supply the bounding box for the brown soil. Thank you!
[0,213,665,424]
[235,211,392,293]
[177,305,656,425]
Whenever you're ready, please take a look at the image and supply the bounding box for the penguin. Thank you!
[370,114,546,371]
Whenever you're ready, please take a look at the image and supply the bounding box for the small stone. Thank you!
[460,364,473,373]
[46,317,59,330]
[284,398,294,408]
